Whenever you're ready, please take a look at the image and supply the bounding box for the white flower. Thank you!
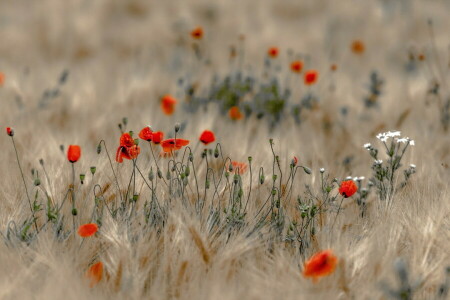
[363,143,372,149]
[396,137,408,143]
[374,159,383,165]
[358,176,365,181]
[409,140,415,146]
[345,176,352,180]
[410,164,416,169]
[376,133,388,142]
[386,131,401,137]
[319,168,325,173]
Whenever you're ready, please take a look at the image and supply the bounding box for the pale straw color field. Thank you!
[0,0,449,299]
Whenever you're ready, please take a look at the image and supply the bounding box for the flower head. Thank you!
[291,156,298,167]
[191,26,204,40]
[229,161,248,174]
[116,133,140,163]
[267,47,279,58]
[6,127,14,137]
[78,223,98,237]
[161,138,190,153]
[151,131,164,144]
[290,60,303,73]
[376,131,401,142]
[304,70,319,85]
[161,95,177,115]
[351,40,365,54]
[139,126,153,141]
[199,130,215,145]
[67,145,81,163]
[86,262,103,288]
[339,180,357,198]
[229,106,243,120]
[303,249,338,281]
[0,72,5,86]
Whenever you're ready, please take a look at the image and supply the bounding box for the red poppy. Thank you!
[67,145,81,163]
[229,106,243,120]
[304,70,319,85]
[78,223,98,237]
[0,72,5,86]
[116,133,140,163]
[303,249,338,281]
[6,127,14,137]
[268,47,279,58]
[152,131,164,144]
[191,26,204,40]
[351,40,365,54]
[290,61,303,73]
[291,156,298,167]
[339,180,357,198]
[161,138,190,153]
[139,126,153,141]
[229,161,248,174]
[161,95,177,115]
[86,261,103,288]
[199,130,215,145]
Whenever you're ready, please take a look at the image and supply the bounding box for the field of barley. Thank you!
[0,0,449,299]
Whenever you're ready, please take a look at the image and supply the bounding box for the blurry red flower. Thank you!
[78,223,98,237]
[291,156,298,167]
[161,95,177,115]
[86,261,103,288]
[191,26,204,40]
[0,72,5,86]
[199,130,215,145]
[267,47,279,58]
[152,131,164,144]
[339,180,358,198]
[229,161,248,174]
[303,249,338,281]
[67,145,81,163]
[290,61,303,73]
[6,127,14,137]
[161,138,190,153]
[229,106,243,120]
[139,126,153,141]
[116,133,140,163]
[304,70,319,85]
[351,40,365,54]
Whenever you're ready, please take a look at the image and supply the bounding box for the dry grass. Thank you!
[0,0,449,299]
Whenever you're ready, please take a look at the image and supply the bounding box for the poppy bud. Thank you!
[72,208,78,216]
[248,156,252,162]
[189,153,194,162]
[97,143,102,154]
[185,166,190,177]
[39,159,44,166]
[157,168,162,179]
[132,194,139,202]
[260,175,265,184]
[6,127,14,136]
[205,180,210,189]
[149,168,154,181]
[122,117,128,126]
[90,166,96,175]
[60,144,65,153]
[303,167,312,175]
[175,123,181,133]
[34,178,41,186]
[80,174,85,184]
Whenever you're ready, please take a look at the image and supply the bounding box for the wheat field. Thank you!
[0,0,449,299]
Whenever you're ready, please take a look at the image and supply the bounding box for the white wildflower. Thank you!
[319,168,325,173]
[363,143,372,149]
[386,131,401,137]
[357,176,365,181]
[374,159,383,165]
[410,164,416,169]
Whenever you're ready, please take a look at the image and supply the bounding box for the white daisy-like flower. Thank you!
[363,143,372,149]
[410,164,416,169]
[409,140,415,146]
[358,176,365,181]
[374,159,383,165]
[396,137,408,143]
[345,176,352,180]
[319,168,325,173]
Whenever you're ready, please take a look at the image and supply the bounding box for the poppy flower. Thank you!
[229,161,248,174]
[191,26,204,40]
[290,61,303,73]
[291,156,298,167]
[86,262,103,288]
[161,138,190,153]
[78,223,98,237]
[267,47,279,58]
[229,106,243,120]
[139,126,153,141]
[304,70,319,85]
[67,145,81,163]
[339,180,358,198]
[116,133,140,163]
[351,40,365,54]
[303,249,338,281]
[152,131,164,144]
[6,127,14,137]
[0,72,5,86]
[116,145,140,163]
[161,95,177,115]
[199,130,215,145]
